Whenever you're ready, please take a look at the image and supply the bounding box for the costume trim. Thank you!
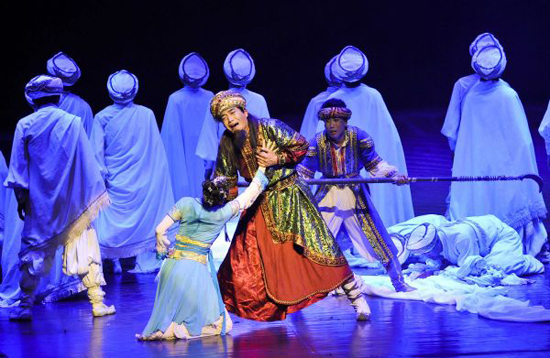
[175,234,211,248]
[169,235,212,264]
[259,253,353,306]
[355,190,394,264]
[169,251,207,264]
[210,91,247,120]
[19,191,111,261]
[318,107,352,121]
[238,119,347,267]
[502,201,547,230]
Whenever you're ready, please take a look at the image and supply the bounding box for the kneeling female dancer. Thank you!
[137,165,268,340]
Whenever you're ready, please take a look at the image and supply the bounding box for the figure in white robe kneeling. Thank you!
[388,214,544,278]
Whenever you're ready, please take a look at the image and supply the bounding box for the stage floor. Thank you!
[1,267,549,358]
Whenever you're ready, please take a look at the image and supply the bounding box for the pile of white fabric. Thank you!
[359,268,550,322]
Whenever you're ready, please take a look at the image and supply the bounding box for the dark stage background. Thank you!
[1,0,549,157]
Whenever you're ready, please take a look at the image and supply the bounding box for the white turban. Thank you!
[223,49,256,86]
[406,223,439,255]
[390,233,410,265]
[469,32,502,57]
[324,56,342,87]
[471,45,507,80]
[24,75,63,105]
[179,52,209,88]
[333,46,369,83]
[107,70,139,104]
[46,52,81,87]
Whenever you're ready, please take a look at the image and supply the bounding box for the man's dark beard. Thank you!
[233,129,248,150]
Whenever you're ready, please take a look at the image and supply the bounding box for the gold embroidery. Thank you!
[355,194,394,264]
[359,137,374,149]
[297,164,314,179]
[260,181,347,267]
[233,119,347,267]
[169,250,207,264]
[365,156,382,171]
[175,235,210,248]
[169,235,210,264]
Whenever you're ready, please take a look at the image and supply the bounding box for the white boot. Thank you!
[88,286,116,317]
[342,276,371,321]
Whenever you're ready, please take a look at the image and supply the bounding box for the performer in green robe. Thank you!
[212,91,370,321]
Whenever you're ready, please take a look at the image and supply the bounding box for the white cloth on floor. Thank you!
[359,272,550,322]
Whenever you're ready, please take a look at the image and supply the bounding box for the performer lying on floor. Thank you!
[137,164,269,340]
[388,214,544,278]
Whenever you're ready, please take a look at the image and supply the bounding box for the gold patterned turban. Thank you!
[210,90,247,121]
[318,106,352,121]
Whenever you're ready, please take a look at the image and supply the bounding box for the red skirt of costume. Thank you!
[218,199,353,321]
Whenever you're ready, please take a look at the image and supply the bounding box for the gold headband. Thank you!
[210,90,247,120]
[318,107,352,121]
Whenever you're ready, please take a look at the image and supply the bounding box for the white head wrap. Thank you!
[24,75,63,105]
[469,32,502,57]
[179,52,209,88]
[223,49,256,86]
[324,56,342,87]
[390,234,410,265]
[471,45,507,80]
[107,70,139,104]
[46,52,81,87]
[333,46,369,83]
[406,223,439,255]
